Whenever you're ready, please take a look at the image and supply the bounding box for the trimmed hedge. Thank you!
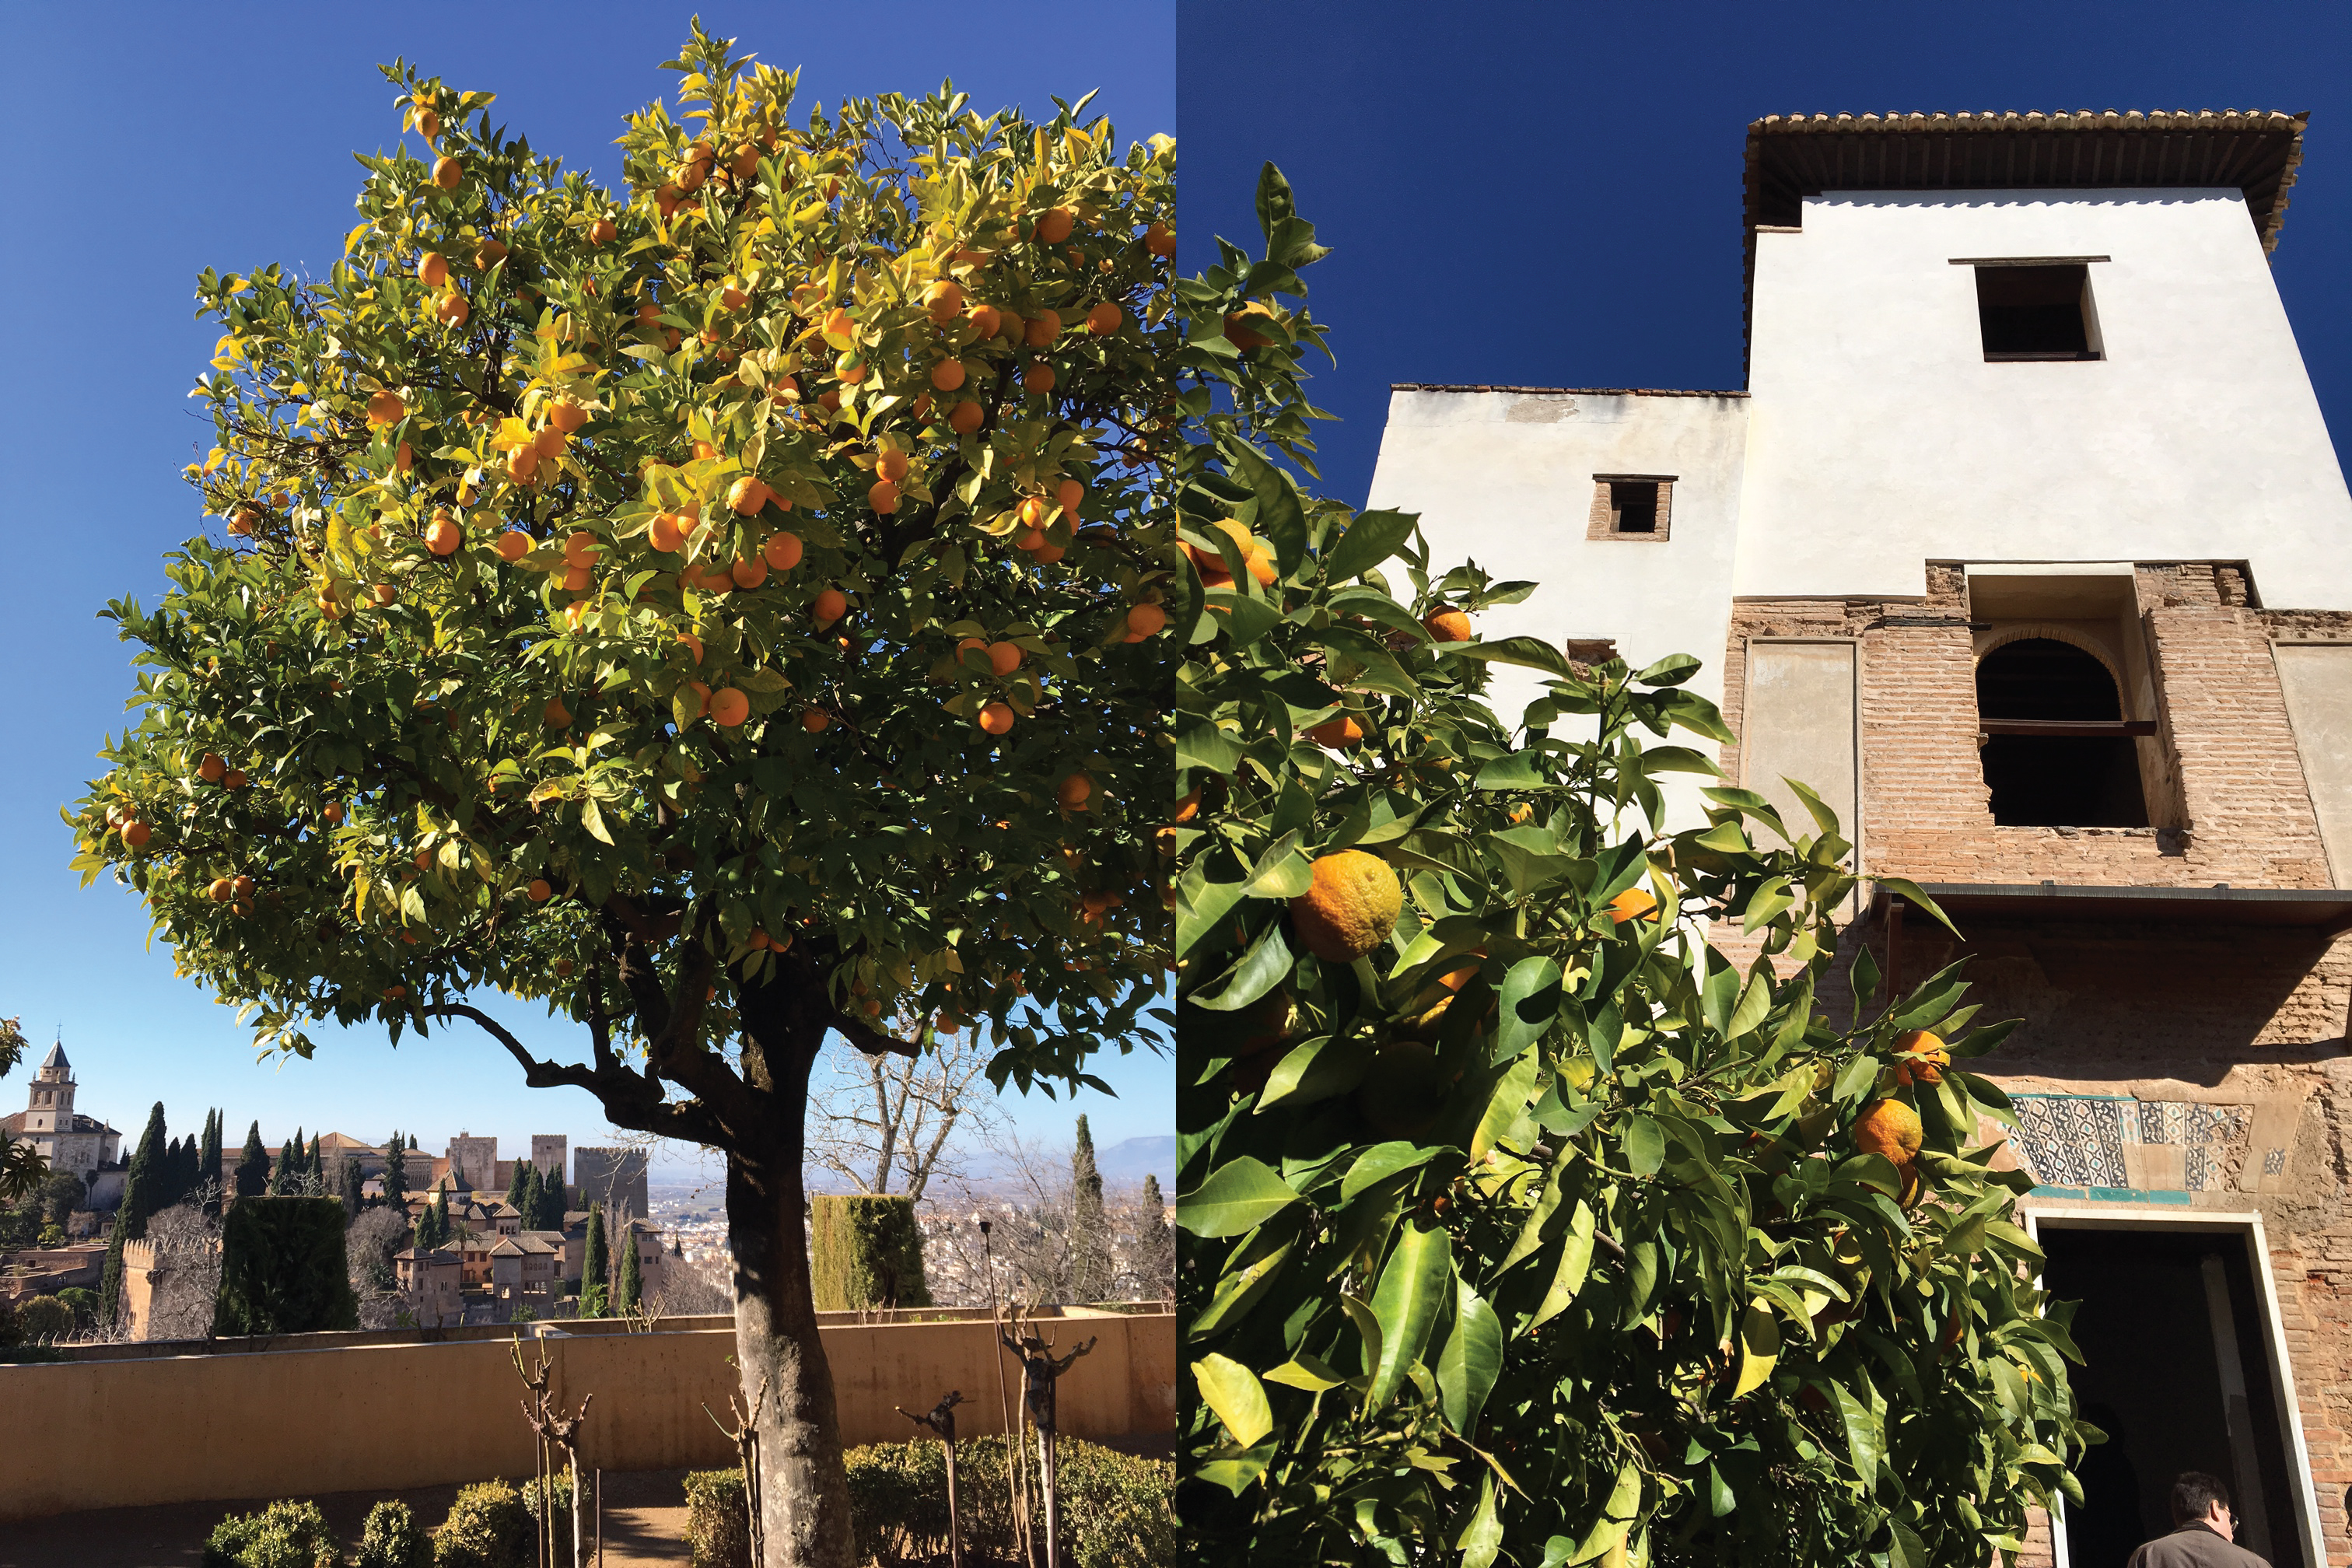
[355,1500,431,1568]
[432,1479,530,1568]
[215,1196,359,1336]
[809,1194,930,1310]
[201,1498,341,1568]
[685,1436,1174,1566]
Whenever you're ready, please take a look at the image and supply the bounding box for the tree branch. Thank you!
[834,1011,921,1059]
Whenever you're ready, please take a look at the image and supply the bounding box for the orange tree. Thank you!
[68,26,1174,1566]
[1174,171,2091,1566]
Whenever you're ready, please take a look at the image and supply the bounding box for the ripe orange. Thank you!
[1307,716,1363,748]
[474,239,507,269]
[1086,302,1121,335]
[1056,478,1084,513]
[929,359,967,392]
[228,507,257,537]
[1290,851,1403,962]
[730,555,768,589]
[801,708,830,733]
[550,399,589,434]
[419,252,448,287]
[821,307,855,347]
[977,701,1015,735]
[710,688,751,727]
[588,217,617,246]
[1058,773,1093,810]
[835,352,869,385]
[876,450,911,484]
[719,286,748,312]
[1424,607,1472,642]
[1892,1030,1951,1087]
[1126,603,1165,638]
[1175,789,1201,822]
[686,680,712,717]
[543,697,572,728]
[1144,222,1176,257]
[1606,887,1660,926]
[967,304,1002,338]
[123,819,152,849]
[922,279,964,323]
[494,530,530,562]
[224,769,248,789]
[868,478,900,515]
[367,390,406,425]
[814,587,848,624]
[649,513,687,553]
[763,532,803,571]
[436,292,469,327]
[1016,528,1048,552]
[432,156,461,190]
[395,441,414,473]
[988,641,1022,675]
[208,877,233,902]
[322,802,345,824]
[198,753,226,783]
[385,985,408,1001]
[1852,1099,1924,1167]
[1034,208,1075,244]
[1023,363,1055,394]
[1024,310,1062,347]
[947,401,985,436]
[727,477,768,516]
[527,878,551,902]
[414,107,440,141]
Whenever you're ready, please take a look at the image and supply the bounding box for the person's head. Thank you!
[2171,1472,2234,1538]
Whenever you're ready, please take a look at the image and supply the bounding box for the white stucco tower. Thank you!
[2,1041,123,1183]
[1368,110,2352,1568]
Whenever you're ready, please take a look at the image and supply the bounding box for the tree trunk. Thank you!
[729,979,856,1568]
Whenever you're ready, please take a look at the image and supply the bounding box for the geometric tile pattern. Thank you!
[2010,1094,2250,1193]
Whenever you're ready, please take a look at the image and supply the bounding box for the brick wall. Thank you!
[1718,563,2347,892]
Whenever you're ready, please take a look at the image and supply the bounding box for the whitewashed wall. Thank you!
[1738,190,2352,608]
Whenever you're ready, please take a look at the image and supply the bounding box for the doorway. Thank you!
[2038,1223,2308,1568]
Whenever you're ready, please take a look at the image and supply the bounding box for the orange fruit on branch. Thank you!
[198,753,227,783]
[1306,716,1363,749]
[1086,302,1121,335]
[1606,887,1660,926]
[1852,1098,1923,1168]
[366,390,405,426]
[987,641,1022,675]
[1144,222,1176,257]
[727,477,769,516]
[947,401,985,436]
[494,530,530,562]
[431,156,461,190]
[801,708,830,733]
[762,532,803,571]
[978,702,1015,736]
[1425,606,1472,642]
[922,279,964,324]
[1290,850,1403,962]
[419,252,448,287]
[868,478,899,514]
[1034,208,1075,244]
[436,292,469,327]
[1058,773,1093,811]
[1126,603,1166,639]
[648,513,687,554]
[813,587,847,625]
[1892,1030,1951,1087]
[929,359,968,392]
[709,688,750,727]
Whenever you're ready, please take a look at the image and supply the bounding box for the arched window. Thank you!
[1977,638,2150,828]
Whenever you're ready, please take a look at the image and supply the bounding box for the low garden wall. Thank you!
[0,1306,1174,1521]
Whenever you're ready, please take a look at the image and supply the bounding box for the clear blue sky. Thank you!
[1175,0,2352,510]
[0,3,1174,1167]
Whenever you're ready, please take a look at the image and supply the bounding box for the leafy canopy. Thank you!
[1174,170,2090,1568]
[70,24,1181,1132]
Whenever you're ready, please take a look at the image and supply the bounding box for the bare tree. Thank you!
[930,1126,1075,1308]
[803,1027,1006,1202]
[136,1189,225,1342]
[347,1204,414,1329]
[652,1251,735,1318]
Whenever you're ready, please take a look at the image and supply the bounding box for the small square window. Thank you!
[1975,263,2101,362]
[1588,476,1673,541]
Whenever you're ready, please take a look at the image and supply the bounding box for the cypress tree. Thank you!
[1069,1114,1114,1304]
[518,1162,542,1228]
[306,1133,324,1181]
[337,1153,365,1215]
[408,1133,418,1150]
[382,1130,408,1208]
[200,1111,224,1213]
[615,1220,642,1314]
[579,1200,609,1317]
[504,1154,530,1211]
[159,1136,184,1209]
[234,1122,268,1199]
[100,1102,167,1329]
[268,1138,295,1195]
[541,1168,567,1230]
[425,1187,450,1250]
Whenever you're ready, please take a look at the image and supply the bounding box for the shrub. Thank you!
[12,1293,72,1341]
[519,1472,579,1568]
[214,1196,359,1335]
[355,1500,431,1568]
[432,1480,530,1568]
[201,1498,342,1568]
[681,1470,751,1568]
[841,1435,1174,1568]
[808,1195,930,1310]
[56,1285,99,1327]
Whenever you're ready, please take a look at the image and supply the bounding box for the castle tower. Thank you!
[23,1042,74,1135]
[1371,110,2347,1568]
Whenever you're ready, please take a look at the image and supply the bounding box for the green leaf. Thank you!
[1341,1140,1447,1203]
[1530,1201,1595,1330]
[1876,876,1959,938]
[1239,829,1313,899]
[1449,635,1575,679]
[1566,1461,1641,1565]
[1455,1473,1506,1568]
[1732,1299,1780,1397]
[1367,1220,1453,1412]
[1263,1353,1349,1392]
[1175,717,1244,775]
[1830,1379,1883,1482]
[1634,653,1701,687]
[1320,508,1419,583]
[1227,442,1307,579]
[1177,1157,1298,1237]
[580,796,614,845]
[1622,1115,1665,1178]
[1707,1462,1735,1517]
[1192,1353,1273,1447]
[1474,751,1554,792]
[1493,956,1562,1062]
[1468,1053,1541,1163]
[1189,919,1292,1013]
[1437,1278,1503,1433]
[1201,586,1283,648]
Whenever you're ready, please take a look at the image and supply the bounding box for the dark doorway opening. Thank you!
[1977,638,2150,828]
[2041,1226,2304,1568]
[1976,263,2100,360]
[1609,481,1658,534]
